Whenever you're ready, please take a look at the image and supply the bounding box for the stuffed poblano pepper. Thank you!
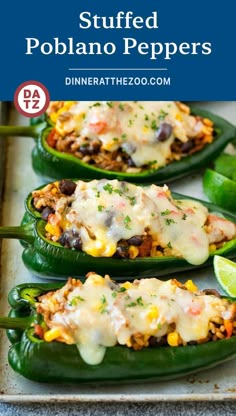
[1,273,236,383]
[0,101,235,183]
[0,179,236,280]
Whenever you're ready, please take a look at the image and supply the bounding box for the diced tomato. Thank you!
[46,128,58,148]
[224,319,233,338]
[34,324,45,339]
[89,121,107,134]
[187,301,202,315]
[48,213,61,225]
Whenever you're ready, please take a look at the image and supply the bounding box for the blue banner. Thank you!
[0,0,235,100]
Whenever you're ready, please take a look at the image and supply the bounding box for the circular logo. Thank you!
[14,80,50,117]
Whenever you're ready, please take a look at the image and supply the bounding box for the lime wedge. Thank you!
[203,169,236,212]
[214,153,236,182]
[213,255,236,297]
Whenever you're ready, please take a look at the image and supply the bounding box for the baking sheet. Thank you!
[0,102,236,403]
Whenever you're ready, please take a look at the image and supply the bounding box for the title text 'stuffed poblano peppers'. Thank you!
[0,102,235,183]
[1,273,236,383]
[0,179,236,280]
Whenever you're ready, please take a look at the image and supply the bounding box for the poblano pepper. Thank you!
[0,181,236,280]
[0,107,235,183]
[1,279,236,383]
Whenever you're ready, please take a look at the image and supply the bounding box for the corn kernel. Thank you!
[184,279,198,293]
[44,328,61,342]
[50,112,59,123]
[167,331,179,347]
[146,305,159,321]
[122,281,132,290]
[142,126,149,134]
[209,244,217,252]
[128,246,139,259]
[88,274,105,286]
[45,223,61,238]
[86,240,116,257]
[175,113,183,121]
[59,219,71,230]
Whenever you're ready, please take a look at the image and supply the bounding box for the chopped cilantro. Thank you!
[124,215,132,229]
[136,296,144,306]
[95,190,100,198]
[144,114,149,121]
[113,137,119,142]
[114,188,123,196]
[121,134,127,140]
[106,102,113,108]
[128,119,133,127]
[127,297,144,307]
[182,213,187,220]
[91,102,101,107]
[101,295,106,304]
[119,103,125,111]
[103,183,113,194]
[127,301,137,307]
[161,209,172,216]
[69,295,85,306]
[165,218,177,226]
[158,110,168,120]
[98,205,104,212]
[167,241,172,249]
[127,196,136,206]
[151,120,158,130]
[118,287,127,293]
[99,295,108,314]
[112,287,127,298]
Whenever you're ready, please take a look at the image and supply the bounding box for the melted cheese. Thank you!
[51,101,204,169]
[39,274,230,365]
[62,179,209,265]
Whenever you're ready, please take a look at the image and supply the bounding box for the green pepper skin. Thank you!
[31,109,236,183]
[0,190,236,280]
[2,282,236,383]
[8,329,236,383]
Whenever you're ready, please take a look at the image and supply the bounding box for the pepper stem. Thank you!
[0,222,35,244]
[0,316,31,329]
[0,121,47,138]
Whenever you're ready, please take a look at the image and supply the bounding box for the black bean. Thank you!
[79,141,101,156]
[59,180,76,195]
[105,212,114,228]
[58,230,82,250]
[149,336,167,347]
[73,237,82,250]
[180,140,195,153]
[126,236,143,246]
[113,242,129,258]
[188,340,198,345]
[202,289,221,298]
[91,141,101,153]
[41,206,55,221]
[155,123,173,142]
[127,157,136,167]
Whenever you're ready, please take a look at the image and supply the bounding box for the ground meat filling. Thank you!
[45,101,215,174]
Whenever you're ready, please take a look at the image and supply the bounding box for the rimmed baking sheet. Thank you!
[0,102,236,403]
